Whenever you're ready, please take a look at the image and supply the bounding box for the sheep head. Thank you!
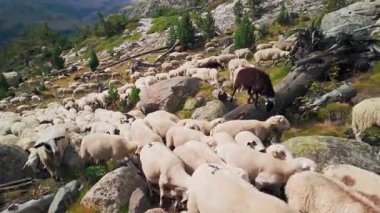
[267,115,290,130]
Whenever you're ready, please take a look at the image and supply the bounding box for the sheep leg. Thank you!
[254,93,259,106]
[247,89,254,104]
[229,88,237,102]
[158,175,169,208]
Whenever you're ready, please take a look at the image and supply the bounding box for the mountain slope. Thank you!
[0,0,132,46]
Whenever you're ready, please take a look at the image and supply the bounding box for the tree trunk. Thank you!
[299,82,357,112]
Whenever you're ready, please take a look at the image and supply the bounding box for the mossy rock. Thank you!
[283,136,380,173]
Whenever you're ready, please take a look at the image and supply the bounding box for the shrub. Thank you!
[257,24,270,38]
[233,0,244,23]
[176,12,196,48]
[128,87,140,106]
[276,3,290,25]
[234,13,255,49]
[150,5,181,18]
[246,0,264,19]
[88,49,99,71]
[84,166,106,184]
[106,85,120,106]
[195,11,216,41]
[166,26,177,47]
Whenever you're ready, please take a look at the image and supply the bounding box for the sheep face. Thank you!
[268,115,290,130]
[34,135,67,166]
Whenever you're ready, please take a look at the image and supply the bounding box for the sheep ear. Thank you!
[34,142,52,153]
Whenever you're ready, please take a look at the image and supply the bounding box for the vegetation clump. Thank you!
[88,49,99,71]
[234,13,255,49]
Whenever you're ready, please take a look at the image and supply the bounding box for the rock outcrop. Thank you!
[81,165,147,212]
[321,0,380,38]
[3,71,22,87]
[139,77,200,114]
[0,144,34,184]
[191,100,235,121]
[283,136,380,173]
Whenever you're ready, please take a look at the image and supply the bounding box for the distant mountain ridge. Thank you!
[0,0,132,46]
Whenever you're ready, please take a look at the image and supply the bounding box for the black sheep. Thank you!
[230,67,275,111]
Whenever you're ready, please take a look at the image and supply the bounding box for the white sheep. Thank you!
[323,164,380,203]
[192,68,219,84]
[88,121,120,135]
[234,48,254,59]
[254,48,289,65]
[144,110,178,138]
[351,97,380,142]
[234,131,265,152]
[126,109,145,119]
[173,140,249,181]
[144,71,156,77]
[129,119,163,147]
[216,54,237,65]
[210,115,291,143]
[156,73,169,81]
[11,122,27,137]
[16,105,31,113]
[139,142,191,207]
[265,144,293,161]
[187,164,297,213]
[206,46,216,53]
[256,43,273,50]
[31,95,42,103]
[285,171,380,213]
[211,132,236,146]
[274,40,294,51]
[130,71,141,82]
[162,62,174,72]
[80,133,139,164]
[30,126,70,179]
[165,126,216,149]
[216,143,315,191]
[73,87,86,97]
[177,118,224,135]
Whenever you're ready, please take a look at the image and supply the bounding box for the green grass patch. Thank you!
[196,82,214,100]
[267,62,290,85]
[283,123,349,141]
[176,109,193,119]
[316,102,352,122]
[147,16,178,34]
[95,33,142,52]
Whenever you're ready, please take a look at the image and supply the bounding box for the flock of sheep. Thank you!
[1,31,380,212]
[9,100,379,213]
[0,33,295,113]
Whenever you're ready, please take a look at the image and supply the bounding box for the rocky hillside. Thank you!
[0,0,380,212]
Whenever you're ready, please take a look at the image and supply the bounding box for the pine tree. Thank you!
[233,0,244,23]
[176,12,195,48]
[276,3,290,25]
[234,13,255,49]
[246,0,263,19]
[166,26,177,47]
[88,49,99,71]
[50,46,65,69]
[196,11,216,41]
